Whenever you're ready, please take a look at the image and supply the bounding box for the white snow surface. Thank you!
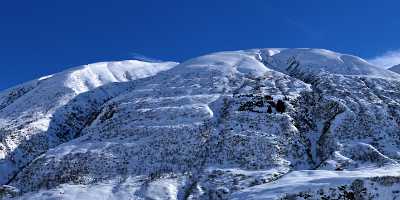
[15,176,181,200]
[389,64,400,74]
[232,166,400,200]
[1,49,400,200]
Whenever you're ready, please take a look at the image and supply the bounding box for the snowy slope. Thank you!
[389,64,400,74]
[0,60,178,185]
[232,167,400,200]
[260,48,400,79]
[1,49,400,199]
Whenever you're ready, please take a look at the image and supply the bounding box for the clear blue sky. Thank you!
[1,0,400,90]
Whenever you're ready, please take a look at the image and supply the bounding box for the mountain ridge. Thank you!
[1,48,400,200]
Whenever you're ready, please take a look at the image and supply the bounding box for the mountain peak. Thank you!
[1,48,400,200]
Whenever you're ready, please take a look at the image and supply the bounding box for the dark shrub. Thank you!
[276,100,285,113]
[264,95,273,101]
[267,105,272,114]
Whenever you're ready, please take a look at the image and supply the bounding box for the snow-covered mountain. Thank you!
[0,60,178,184]
[1,49,400,200]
